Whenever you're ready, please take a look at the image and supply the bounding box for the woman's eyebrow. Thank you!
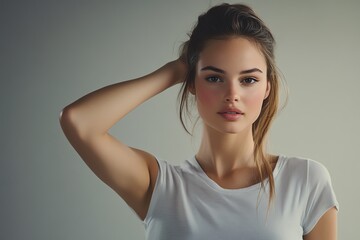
[200,65,263,74]
[240,68,263,74]
[201,66,226,74]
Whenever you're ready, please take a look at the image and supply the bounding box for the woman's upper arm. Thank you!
[60,112,159,220]
[303,207,338,240]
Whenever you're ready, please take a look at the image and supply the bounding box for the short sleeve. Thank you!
[302,160,339,235]
[142,156,167,226]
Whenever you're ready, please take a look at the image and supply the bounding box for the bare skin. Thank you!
[193,37,270,188]
[59,59,186,220]
[304,207,338,240]
[59,37,337,239]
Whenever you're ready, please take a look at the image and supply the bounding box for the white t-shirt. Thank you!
[142,155,339,240]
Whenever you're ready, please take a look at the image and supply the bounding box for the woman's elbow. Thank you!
[59,107,83,138]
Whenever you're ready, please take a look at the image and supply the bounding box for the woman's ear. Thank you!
[264,81,270,99]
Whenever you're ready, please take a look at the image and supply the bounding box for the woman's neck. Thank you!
[196,125,255,178]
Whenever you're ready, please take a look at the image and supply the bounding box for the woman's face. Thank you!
[193,37,270,135]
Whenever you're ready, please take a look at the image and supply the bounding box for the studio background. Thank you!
[1,0,359,239]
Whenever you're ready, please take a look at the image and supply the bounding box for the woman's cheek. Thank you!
[243,90,266,116]
[196,86,218,106]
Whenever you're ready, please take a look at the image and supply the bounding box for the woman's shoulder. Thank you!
[277,154,333,182]
[150,155,194,176]
[279,154,327,168]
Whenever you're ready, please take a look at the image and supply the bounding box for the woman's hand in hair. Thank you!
[167,57,188,85]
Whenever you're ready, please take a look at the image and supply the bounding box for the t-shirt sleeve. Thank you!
[142,155,167,225]
[302,159,339,235]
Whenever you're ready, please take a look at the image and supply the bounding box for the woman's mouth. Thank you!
[218,111,244,121]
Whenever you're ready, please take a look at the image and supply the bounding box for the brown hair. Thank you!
[178,3,280,207]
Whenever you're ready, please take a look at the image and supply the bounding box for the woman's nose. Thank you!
[225,83,240,102]
[225,95,239,102]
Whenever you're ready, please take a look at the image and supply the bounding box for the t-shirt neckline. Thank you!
[188,154,285,193]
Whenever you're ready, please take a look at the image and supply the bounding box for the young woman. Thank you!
[60,3,338,239]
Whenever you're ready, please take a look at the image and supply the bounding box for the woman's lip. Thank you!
[218,111,243,114]
[217,107,244,120]
[218,112,243,121]
[218,107,244,115]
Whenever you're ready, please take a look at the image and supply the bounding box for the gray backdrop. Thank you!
[1,0,359,239]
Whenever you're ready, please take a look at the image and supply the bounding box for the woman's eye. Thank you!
[241,77,258,85]
[205,76,222,83]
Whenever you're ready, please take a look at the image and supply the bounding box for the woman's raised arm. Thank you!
[59,59,186,220]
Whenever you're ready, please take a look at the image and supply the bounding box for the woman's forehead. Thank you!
[197,37,267,72]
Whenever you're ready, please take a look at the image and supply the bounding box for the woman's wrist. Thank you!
[167,58,188,85]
